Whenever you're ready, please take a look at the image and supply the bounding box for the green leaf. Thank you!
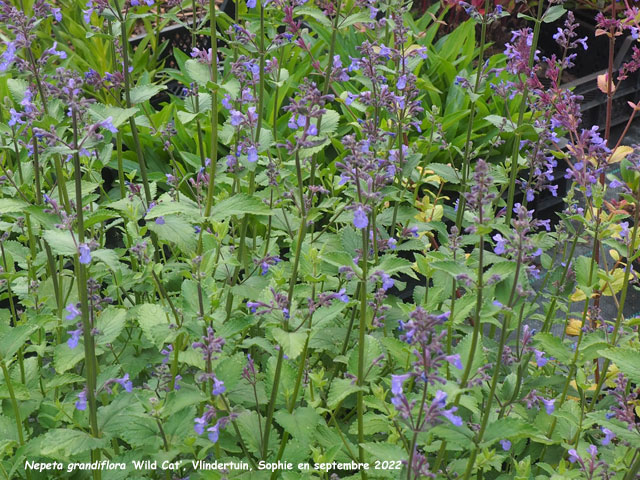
[209,194,273,222]
[481,418,538,448]
[598,347,640,383]
[7,78,28,104]
[348,335,383,380]
[146,200,201,220]
[0,199,29,215]
[360,442,406,462]
[274,407,323,444]
[95,307,126,346]
[0,325,37,360]
[236,411,279,457]
[42,229,77,256]
[296,6,332,27]
[272,328,307,360]
[129,84,167,104]
[340,12,373,28]
[215,354,246,391]
[88,104,139,127]
[543,5,566,23]
[184,59,211,86]
[535,332,571,364]
[92,249,121,271]
[425,163,460,184]
[575,256,597,290]
[132,303,171,350]
[147,214,197,254]
[38,429,107,458]
[53,343,86,374]
[327,378,367,409]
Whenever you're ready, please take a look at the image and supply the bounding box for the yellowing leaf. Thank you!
[608,146,634,164]
[609,249,620,261]
[566,319,583,336]
[570,289,587,302]
[602,268,626,296]
[597,73,616,94]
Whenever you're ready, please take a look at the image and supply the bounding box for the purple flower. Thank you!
[619,222,630,240]
[247,301,260,313]
[194,415,207,435]
[442,407,463,426]
[397,75,407,90]
[542,398,555,414]
[387,238,397,249]
[212,377,226,396]
[391,374,410,395]
[115,374,133,392]
[98,116,117,133]
[230,110,243,126]
[207,422,220,442]
[380,273,394,291]
[51,7,62,21]
[0,41,17,72]
[246,0,256,7]
[493,233,507,255]
[247,146,258,163]
[534,349,548,367]
[445,354,463,370]
[155,216,165,225]
[587,444,598,458]
[78,243,92,264]
[306,124,318,136]
[500,439,511,451]
[45,42,67,59]
[345,92,357,105]
[336,289,349,302]
[67,328,82,349]
[601,427,615,446]
[353,205,368,229]
[75,390,87,410]
[568,449,580,463]
[65,303,81,321]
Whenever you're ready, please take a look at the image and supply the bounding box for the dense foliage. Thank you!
[1,0,640,478]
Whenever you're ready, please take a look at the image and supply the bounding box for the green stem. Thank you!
[357,225,369,480]
[504,0,544,223]
[261,153,308,459]
[203,0,219,217]
[455,0,490,231]
[72,109,101,480]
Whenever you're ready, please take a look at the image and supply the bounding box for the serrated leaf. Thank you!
[42,229,77,256]
[272,328,307,360]
[348,335,383,380]
[133,303,171,350]
[129,84,167,104]
[184,59,211,86]
[92,249,121,271]
[53,343,86,374]
[360,442,406,462]
[0,325,37,360]
[88,104,139,127]
[534,333,571,364]
[0,198,29,214]
[209,194,272,221]
[327,378,367,409]
[39,429,107,458]
[145,200,201,220]
[481,418,538,447]
[95,307,126,346]
[147,214,197,254]
[598,347,640,383]
[274,407,323,444]
[7,78,28,104]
